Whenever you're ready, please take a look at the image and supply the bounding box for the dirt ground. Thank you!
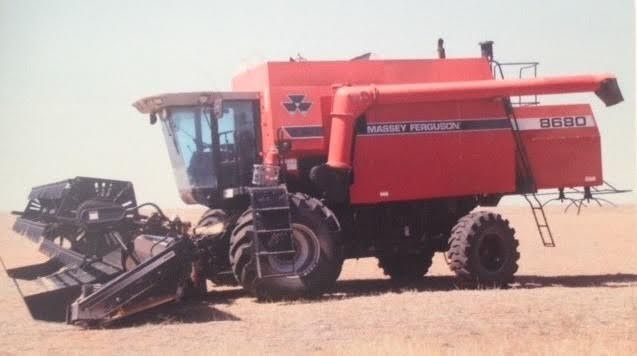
[0,205,635,355]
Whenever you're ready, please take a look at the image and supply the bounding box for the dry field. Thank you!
[0,205,636,355]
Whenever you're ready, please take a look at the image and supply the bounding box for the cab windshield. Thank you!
[167,107,216,189]
[162,100,258,203]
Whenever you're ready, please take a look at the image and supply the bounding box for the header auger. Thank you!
[4,41,626,327]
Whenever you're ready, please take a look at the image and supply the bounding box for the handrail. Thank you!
[491,60,541,105]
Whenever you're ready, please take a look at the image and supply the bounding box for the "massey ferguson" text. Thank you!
[366,121,461,134]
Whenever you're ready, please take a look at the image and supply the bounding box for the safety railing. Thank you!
[491,60,541,106]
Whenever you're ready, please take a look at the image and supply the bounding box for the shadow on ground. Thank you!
[109,300,240,328]
[109,273,637,327]
[323,273,637,301]
[107,288,245,328]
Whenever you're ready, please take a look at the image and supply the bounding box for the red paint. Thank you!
[232,57,618,205]
[349,99,516,203]
[327,74,616,170]
[514,104,602,189]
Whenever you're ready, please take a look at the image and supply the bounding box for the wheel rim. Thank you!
[267,223,320,277]
[478,233,506,272]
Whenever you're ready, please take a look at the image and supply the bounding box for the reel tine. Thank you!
[542,196,579,212]
[576,200,587,215]
[564,199,580,214]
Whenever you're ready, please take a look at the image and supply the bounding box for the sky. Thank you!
[0,0,634,210]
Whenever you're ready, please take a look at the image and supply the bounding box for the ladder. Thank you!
[505,99,556,247]
[523,194,555,247]
[249,186,298,278]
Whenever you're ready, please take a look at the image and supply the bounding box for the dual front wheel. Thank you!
[229,193,343,299]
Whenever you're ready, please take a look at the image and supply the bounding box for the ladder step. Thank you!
[256,228,293,234]
[255,206,290,212]
[258,272,298,279]
[523,193,556,248]
[256,250,296,256]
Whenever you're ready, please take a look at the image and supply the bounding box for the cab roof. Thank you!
[133,91,259,114]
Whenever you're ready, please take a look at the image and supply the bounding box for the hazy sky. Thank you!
[0,0,634,210]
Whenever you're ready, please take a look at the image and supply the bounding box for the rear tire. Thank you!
[229,193,342,299]
[447,211,519,287]
[377,250,435,282]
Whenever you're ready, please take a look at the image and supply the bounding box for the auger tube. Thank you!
[326,74,622,170]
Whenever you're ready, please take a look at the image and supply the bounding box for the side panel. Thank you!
[349,100,516,204]
[231,58,495,163]
[268,85,332,156]
[514,104,602,188]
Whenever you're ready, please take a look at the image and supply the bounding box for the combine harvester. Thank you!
[4,41,626,327]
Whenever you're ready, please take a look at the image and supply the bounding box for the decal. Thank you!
[284,158,298,171]
[514,115,595,131]
[357,119,511,136]
[283,126,323,138]
[282,94,312,115]
[281,115,595,139]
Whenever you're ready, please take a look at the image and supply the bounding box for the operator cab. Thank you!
[133,92,261,206]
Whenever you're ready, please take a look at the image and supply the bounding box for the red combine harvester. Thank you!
[5,42,625,326]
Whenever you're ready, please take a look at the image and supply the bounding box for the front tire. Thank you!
[447,211,519,287]
[229,193,342,299]
[195,209,238,286]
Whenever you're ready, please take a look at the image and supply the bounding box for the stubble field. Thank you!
[0,205,635,355]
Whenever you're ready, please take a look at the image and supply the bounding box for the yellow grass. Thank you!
[0,205,635,355]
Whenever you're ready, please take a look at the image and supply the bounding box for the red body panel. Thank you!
[349,100,516,204]
[232,58,606,205]
[514,104,602,188]
[326,74,615,170]
[232,58,494,157]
